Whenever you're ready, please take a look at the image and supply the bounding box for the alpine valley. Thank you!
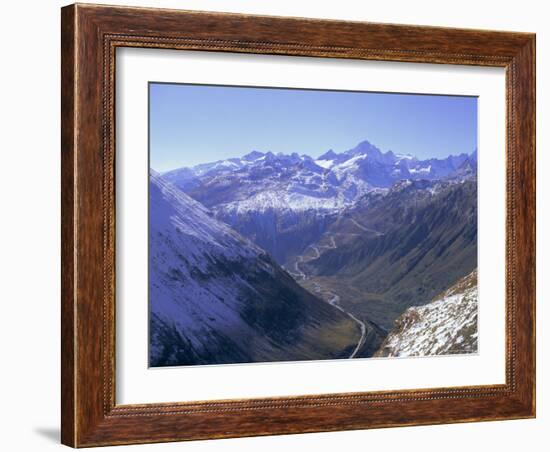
[151,139,478,366]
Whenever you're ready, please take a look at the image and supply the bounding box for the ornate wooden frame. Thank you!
[61,3,536,447]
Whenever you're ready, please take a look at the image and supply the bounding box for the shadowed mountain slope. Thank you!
[149,173,361,366]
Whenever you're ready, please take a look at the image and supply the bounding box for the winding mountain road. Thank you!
[286,219,386,358]
[349,218,385,236]
[293,255,307,280]
[326,293,367,358]
[291,236,369,359]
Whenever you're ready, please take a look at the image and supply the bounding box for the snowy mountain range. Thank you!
[162,139,476,265]
[163,139,476,213]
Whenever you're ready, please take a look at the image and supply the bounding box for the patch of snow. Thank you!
[395,153,414,160]
[216,160,239,168]
[315,159,335,169]
[337,154,366,169]
[409,165,431,174]
[375,271,478,357]
[218,188,348,214]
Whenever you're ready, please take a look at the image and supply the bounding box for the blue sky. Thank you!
[149,83,477,172]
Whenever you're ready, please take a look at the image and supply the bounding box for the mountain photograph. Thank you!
[148,82,479,367]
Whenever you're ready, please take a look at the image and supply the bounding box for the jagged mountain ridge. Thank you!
[162,139,476,264]
[163,139,475,213]
[375,270,478,357]
[149,172,362,366]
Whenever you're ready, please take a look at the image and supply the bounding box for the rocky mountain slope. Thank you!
[149,172,362,366]
[299,179,477,331]
[374,270,478,357]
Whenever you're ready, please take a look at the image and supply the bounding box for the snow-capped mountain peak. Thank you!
[318,149,338,160]
[160,139,476,247]
[242,150,265,161]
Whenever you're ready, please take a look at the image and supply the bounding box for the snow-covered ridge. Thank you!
[162,139,475,186]
[161,139,476,216]
[374,270,478,357]
[150,171,265,264]
[218,189,347,214]
[314,159,335,169]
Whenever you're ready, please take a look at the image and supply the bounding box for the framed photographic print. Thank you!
[61,3,536,447]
